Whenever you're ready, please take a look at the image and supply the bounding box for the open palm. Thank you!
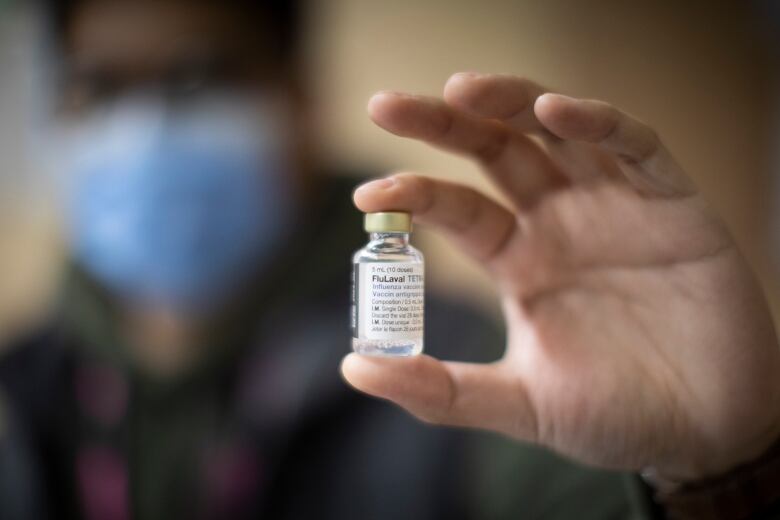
[341,73,780,481]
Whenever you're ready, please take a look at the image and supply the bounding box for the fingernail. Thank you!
[371,90,411,100]
[541,93,574,102]
[454,71,482,78]
[356,177,396,192]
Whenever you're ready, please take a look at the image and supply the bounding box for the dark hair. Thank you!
[43,0,306,62]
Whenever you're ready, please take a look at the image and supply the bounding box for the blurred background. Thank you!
[6,3,780,518]
[0,0,779,341]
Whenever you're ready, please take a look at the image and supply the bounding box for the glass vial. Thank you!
[351,211,424,356]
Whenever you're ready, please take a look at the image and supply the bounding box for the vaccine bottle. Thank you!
[351,211,424,356]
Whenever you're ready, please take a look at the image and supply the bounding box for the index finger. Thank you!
[353,173,518,267]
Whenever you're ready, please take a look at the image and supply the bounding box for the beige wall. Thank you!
[0,0,776,340]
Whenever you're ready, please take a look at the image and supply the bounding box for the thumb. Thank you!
[340,353,538,441]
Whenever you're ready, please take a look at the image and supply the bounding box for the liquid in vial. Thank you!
[351,211,424,356]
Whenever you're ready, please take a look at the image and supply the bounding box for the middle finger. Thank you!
[368,91,568,207]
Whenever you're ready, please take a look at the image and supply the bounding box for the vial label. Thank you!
[353,262,424,340]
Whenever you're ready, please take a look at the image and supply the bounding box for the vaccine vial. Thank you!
[351,211,424,356]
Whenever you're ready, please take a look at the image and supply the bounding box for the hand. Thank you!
[341,72,780,482]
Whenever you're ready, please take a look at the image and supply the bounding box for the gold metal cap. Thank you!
[364,211,412,233]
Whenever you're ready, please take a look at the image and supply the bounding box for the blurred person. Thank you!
[2,2,780,520]
[1,1,533,519]
[0,1,507,519]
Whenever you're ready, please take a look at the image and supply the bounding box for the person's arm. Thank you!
[340,72,780,518]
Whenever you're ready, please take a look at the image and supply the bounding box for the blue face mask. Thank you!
[58,91,295,312]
